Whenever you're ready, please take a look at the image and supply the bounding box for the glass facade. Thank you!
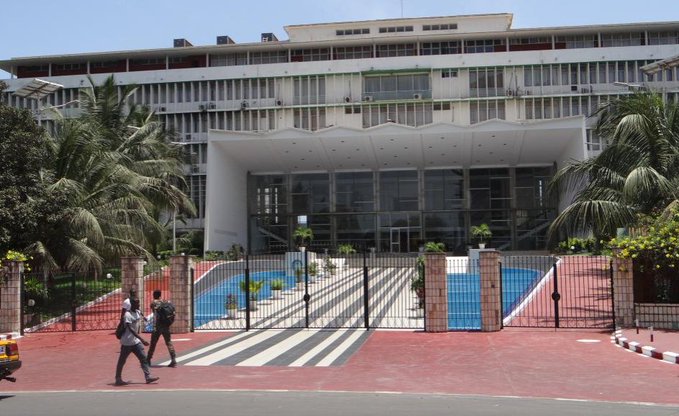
[248,167,555,253]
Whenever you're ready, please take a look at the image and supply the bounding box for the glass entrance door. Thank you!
[390,227,410,253]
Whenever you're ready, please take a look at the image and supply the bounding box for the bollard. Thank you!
[649,326,654,343]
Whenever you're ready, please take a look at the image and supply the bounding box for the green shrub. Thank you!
[557,237,596,254]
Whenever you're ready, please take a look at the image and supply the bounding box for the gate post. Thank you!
[611,251,634,327]
[479,250,502,332]
[170,254,194,334]
[0,261,23,335]
[121,257,145,313]
[424,252,447,332]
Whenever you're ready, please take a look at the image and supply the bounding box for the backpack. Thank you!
[156,300,176,326]
[115,318,126,339]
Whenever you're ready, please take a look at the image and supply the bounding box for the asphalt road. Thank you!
[1,391,678,416]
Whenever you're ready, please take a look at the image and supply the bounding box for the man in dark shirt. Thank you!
[147,290,177,367]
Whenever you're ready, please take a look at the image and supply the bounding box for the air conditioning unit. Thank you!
[192,165,199,173]
[198,104,207,111]
[580,87,591,94]
[241,100,248,109]
[344,96,351,103]
[276,99,283,106]
[413,93,422,99]
[158,106,166,112]
[505,89,514,97]
[363,95,374,102]
[185,134,192,141]
[208,102,216,109]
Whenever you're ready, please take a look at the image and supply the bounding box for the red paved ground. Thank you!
[3,328,678,405]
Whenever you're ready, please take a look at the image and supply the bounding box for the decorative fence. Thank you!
[193,251,423,330]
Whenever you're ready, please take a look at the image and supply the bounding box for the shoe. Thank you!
[168,361,177,368]
[145,376,159,384]
[114,380,129,386]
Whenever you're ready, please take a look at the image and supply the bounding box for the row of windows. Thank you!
[17,30,679,77]
[523,60,678,87]
[335,23,458,37]
[252,167,553,216]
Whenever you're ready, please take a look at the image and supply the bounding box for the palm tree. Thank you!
[28,75,195,273]
[548,92,679,243]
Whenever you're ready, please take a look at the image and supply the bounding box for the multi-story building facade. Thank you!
[2,14,679,253]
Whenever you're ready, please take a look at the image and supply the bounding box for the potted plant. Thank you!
[322,256,337,278]
[270,279,284,299]
[470,223,492,249]
[308,261,319,283]
[294,267,304,291]
[224,294,238,319]
[293,226,314,251]
[338,243,356,255]
[239,280,264,311]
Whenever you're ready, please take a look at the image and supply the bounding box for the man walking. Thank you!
[114,297,159,386]
[147,290,177,368]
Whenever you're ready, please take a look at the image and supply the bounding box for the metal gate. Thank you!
[193,251,423,330]
[21,271,123,333]
[501,255,614,329]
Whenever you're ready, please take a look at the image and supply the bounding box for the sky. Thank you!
[2,0,679,78]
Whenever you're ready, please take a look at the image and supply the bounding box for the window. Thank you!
[648,31,679,45]
[424,169,463,210]
[586,130,607,152]
[362,103,433,128]
[379,171,418,211]
[378,26,414,33]
[293,76,326,105]
[336,28,370,36]
[555,35,598,49]
[470,100,505,124]
[294,108,326,131]
[334,46,373,60]
[469,68,504,98]
[249,51,288,64]
[376,43,417,57]
[209,53,247,66]
[464,39,505,53]
[441,69,458,78]
[421,41,461,55]
[291,174,330,214]
[291,48,330,62]
[423,23,458,31]
[336,172,374,212]
[601,32,644,47]
[363,73,430,101]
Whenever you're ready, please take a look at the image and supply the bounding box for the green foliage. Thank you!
[556,237,597,254]
[412,256,425,308]
[609,208,679,273]
[225,244,244,260]
[548,92,679,243]
[322,256,337,276]
[239,279,265,300]
[224,294,238,310]
[23,276,49,300]
[424,242,445,252]
[293,226,314,247]
[204,250,224,261]
[0,98,53,255]
[270,279,285,290]
[308,261,319,276]
[338,243,356,255]
[470,224,492,243]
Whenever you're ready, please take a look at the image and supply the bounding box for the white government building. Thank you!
[2,13,679,253]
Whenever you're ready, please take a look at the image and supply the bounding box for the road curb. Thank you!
[613,329,679,365]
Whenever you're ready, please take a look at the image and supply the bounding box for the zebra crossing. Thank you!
[161,328,371,367]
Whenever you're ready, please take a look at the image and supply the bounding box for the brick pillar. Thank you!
[170,255,194,334]
[0,261,23,335]
[479,250,502,332]
[121,257,145,313]
[424,252,448,332]
[612,252,634,327]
